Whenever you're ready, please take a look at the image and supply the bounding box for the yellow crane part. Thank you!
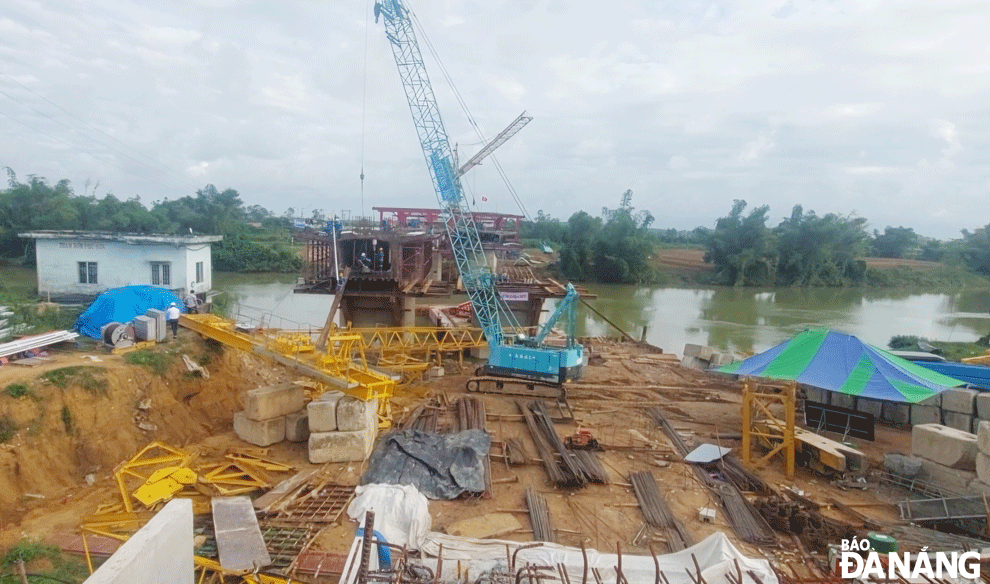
[180,313,396,405]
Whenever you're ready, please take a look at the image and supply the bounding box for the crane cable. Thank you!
[408,7,532,221]
[360,0,372,220]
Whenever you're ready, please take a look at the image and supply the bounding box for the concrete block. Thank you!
[145,309,168,342]
[233,411,285,447]
[882,402,911,426]
[978,421,990,455]
[978,393,990,420]
[943,411,975,434]
[307,400,337,433]
[426,366,445,379]
[912,424,978,470]
[856,398,882,420]
[911,403,941,426]
[919,459,976,495]
[285,410,309,443]
[978,453,990,485]
[683,343,714,361]
[85,498,193,584]
[830,393,856,410]
[308,428,377,463]
[132,315,156,342]
[470,345,491,360]
[942,388,979,415]
[336,397,378,432]
[967,478,990,497]
[243,382,304,422]
[679,355,706,370]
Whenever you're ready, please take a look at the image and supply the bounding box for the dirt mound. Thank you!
[0,337,294,523]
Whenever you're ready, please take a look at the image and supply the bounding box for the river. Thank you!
[213,273,990,355]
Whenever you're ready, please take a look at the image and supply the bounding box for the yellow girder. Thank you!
[180,313,396,406]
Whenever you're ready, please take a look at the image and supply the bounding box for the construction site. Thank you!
[4,1,990,583]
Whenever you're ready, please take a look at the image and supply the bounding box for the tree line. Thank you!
[0,170,301,272]
[523,195,990,287]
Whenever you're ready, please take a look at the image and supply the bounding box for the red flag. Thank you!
[482,197,488,202]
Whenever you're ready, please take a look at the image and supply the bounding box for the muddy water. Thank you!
[213,273,990,354]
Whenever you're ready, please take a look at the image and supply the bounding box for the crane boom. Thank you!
[375,0,509,346]
[375,0,584,388]
[457,111,532,176]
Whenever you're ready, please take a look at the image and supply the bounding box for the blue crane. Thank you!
[374,0,584,392]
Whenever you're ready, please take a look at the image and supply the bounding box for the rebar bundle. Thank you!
[644,406,776,546]
[518,400,586,488]
[525,488,555,542]
[629,471,693,552]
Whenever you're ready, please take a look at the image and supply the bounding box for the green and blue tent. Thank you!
[716,329,966,403]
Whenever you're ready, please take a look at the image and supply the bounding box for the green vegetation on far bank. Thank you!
[889,334,990,361]
[0,170,301,273]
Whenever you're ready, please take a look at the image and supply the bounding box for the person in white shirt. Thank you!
[166,302,181,339]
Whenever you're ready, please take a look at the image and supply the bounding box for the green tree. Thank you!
[871,226,919,259]
[774,206,869,286]
[703,200,777,286]
[959,224,990,275]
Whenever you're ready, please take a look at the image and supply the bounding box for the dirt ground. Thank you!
[0,330,922,577]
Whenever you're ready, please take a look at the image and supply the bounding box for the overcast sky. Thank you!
[1,0,987,238]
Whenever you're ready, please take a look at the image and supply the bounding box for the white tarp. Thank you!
[419,531,778,584]
[342,484,776,584]
[345,483,432,549]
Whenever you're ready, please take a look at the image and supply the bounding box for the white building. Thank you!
[18,231,223,299]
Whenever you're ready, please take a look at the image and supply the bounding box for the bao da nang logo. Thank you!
[838,539,981,580]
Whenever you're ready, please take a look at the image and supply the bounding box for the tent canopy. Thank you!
[75,285,183,339]
[717,329,965,403]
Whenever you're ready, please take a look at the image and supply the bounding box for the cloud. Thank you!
[738,131,775,163]
[0,0,987,238]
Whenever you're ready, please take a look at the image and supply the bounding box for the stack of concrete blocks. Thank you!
[940,388,980,433]
[233,382,306,447]
[307,392,379,464]
[144,309,167,342]
[911,423,979,495]
[680,344,735,371]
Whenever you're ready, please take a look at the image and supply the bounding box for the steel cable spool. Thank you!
[102,322,133,346]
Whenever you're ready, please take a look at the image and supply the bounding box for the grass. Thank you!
[0,538,89,583]
[60,406,73,434]
[0,416,15,443]
[3,382,34,399]
[888,335,990,362]
[864,265,990,289]
[39,367,107,396]
[123,348,174,375]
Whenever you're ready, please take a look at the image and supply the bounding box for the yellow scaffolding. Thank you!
[740,379,796,478]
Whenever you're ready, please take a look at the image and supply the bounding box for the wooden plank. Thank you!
[212,496,272,572]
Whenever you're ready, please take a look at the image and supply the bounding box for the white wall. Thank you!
[84,498,193,584]
[34,238,215,297]
[184,245,213,294]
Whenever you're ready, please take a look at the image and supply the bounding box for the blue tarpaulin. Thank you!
[75,286,183,339]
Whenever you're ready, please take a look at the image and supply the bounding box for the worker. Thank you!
[183,289,199,314]
[166,302,180,339]
[375,247,385,272]
[358,252,371,274]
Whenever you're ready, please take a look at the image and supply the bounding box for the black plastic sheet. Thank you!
[361,429,490,500]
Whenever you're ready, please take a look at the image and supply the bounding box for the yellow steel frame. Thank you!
[180,314,396,405]
[740,379,796,478]
[348,325,487,365]
[113,442,192,513]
